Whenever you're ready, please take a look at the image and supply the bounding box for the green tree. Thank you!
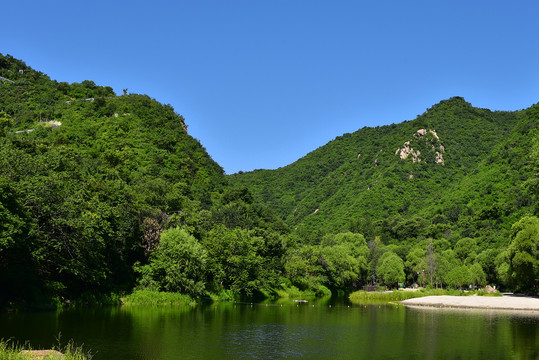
[445,265,471,289]
[318,245,361,288]
[425,239,438,285]
[434,255,451,288]
[284,245,325,291]
[376,252,405,288]
[469,262,486,288]
[405,245,425,284]
[367,236,384,284]
[475,248,501,284]
[321,232,370,283]
[504,216,539,291]
[145,227,207,296]
[454,237,478,263]
[528,132,538,213]
[0,178,26,253]
[203,225,266,297]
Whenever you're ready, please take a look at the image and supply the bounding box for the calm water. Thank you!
[1,299,538,359]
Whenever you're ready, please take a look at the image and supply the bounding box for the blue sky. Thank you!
[2,1,538,174]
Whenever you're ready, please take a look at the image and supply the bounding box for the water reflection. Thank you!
[0,302,537,359]
[404,307,539,359]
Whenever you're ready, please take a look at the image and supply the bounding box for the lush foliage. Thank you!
[0,53,537,311]
[497,216,539,291]
[0,53,295,308]
[376,252,405,287]
[136,228,208,296]
[232,97,539,292]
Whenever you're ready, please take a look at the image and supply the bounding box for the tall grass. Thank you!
[121,290,196,306]
[0,339,91,360]
[349,288,499,305]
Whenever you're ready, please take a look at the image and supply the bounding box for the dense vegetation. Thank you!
[231,98,539,293]
[0,53,537,311]
[0,53,286,309]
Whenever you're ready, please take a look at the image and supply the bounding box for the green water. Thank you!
[1,300,537,359]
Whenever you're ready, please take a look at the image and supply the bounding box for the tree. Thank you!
[425,239,438,285]
[318,245,360,288]
[405,245,425,284]
[469,263,486,288]
[454,237,477,263]
[445,265,471,289]
[376,252,405,288]
[435,255,451,288]
[476,248,501,284]
[0,177,34,306]
[529,132,538,213]
[284,245,325,291]
[321,232,369,281]
[0,177,26,253]
[203,225,266,297]
[145,227,207,296]
[367,236,384,284]
[504,216,539,291]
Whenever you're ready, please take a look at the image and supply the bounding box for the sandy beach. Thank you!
[401,295,539,311]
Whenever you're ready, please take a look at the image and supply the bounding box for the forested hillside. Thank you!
[231,97,539,291]
[231,97,537,240]
[1,54,537,310]
[0,54,286,308]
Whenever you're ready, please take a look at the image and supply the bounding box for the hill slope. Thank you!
[0,53,286,306]
[230,97,538,244]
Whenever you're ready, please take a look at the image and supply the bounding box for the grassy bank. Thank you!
[0,340,91,360]
[349,288,502,305]
[121,290,196,306]
[272,284,331,300]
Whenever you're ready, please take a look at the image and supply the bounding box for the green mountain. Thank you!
[230,97,538,244]
[0,53,285,306]
[1,53,537,306]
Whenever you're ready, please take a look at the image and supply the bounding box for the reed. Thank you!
[121,290,196,306]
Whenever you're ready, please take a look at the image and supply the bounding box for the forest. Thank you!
[0,53,537,310]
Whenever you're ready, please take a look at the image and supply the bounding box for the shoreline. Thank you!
[400,295,539,311]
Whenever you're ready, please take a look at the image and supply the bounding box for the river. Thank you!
[1,298,537,359]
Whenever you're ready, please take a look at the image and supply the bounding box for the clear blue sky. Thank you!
[2,1,538,174]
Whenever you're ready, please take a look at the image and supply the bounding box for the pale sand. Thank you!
[401,295,539,311]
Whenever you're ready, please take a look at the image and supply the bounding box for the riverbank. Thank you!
[348,288,499,305]
[401,294,539,311]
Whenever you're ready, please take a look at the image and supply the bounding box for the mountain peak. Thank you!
[426,96,471,113]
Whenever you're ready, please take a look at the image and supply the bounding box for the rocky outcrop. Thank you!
[395,129,445,165]
[395,141,422,163]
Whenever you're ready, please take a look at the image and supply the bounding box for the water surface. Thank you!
[1,300,537,359]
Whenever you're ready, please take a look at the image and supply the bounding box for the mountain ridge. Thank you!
[230,96,537,243]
